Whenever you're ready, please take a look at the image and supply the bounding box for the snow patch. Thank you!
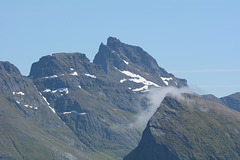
[70,71,78,76]
[161,77,173,86]
[63,112,71,114]
[42,96,55,113]
[57,88,69,94]
[24,104,38,110]
[132,85,149,92]
[45,75,58,79]
[43,89,51,92]
[78,85,81,89]
[43,88,69,94]
[70,68,74,71]
[52,90,57,93]
[63,110,86,115]
[120,78,127,83]
[119,70,160,92]
[85,73,96,78]
[42,96,49,105]
[16,100,20,104]
[48,106,55,113]
[13,91,25,96]
[123,60,129,65]
[120,71,159,87]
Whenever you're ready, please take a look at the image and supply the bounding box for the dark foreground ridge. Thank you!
[124,94,240,160]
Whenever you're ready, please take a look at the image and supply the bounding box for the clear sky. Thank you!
[1,0,239,97]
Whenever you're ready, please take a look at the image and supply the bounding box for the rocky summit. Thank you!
[0,37,239,160]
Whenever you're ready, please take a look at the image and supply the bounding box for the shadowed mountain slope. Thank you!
[124,94,240,160]
[0,61,91,160]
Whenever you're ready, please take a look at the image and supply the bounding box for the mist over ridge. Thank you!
[133,86,192,130]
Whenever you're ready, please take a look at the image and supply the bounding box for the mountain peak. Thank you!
[94,37,160,73]
[93,37,187,87]
[107,36,122,47]
[0,61,21,75]
[29,52,90,78]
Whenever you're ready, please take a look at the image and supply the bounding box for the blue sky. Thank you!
[1,0,239,97]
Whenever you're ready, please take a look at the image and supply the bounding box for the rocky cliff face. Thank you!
[124,94,240,160]
[0,61,90,160]
[27,37,187,159]
[94,37,187,88]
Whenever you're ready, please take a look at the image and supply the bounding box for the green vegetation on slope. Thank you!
[125,94,240,160]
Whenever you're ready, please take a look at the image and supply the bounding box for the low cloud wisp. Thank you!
[133,87,192,130]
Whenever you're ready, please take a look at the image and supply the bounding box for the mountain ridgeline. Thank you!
[29,37,187,159]
[0,37,240,160]
[0,37,187,160]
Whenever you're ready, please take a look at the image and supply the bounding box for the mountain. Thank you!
[221,92,240,112]
[124,94,240,160]
[27,37,187,159]
[0,61,91,160]
[3,37,239,160]
[201,93,240,113]
[94,37,187,88]
[201,94,226,106]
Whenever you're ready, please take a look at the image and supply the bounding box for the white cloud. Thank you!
[132,87,192,130]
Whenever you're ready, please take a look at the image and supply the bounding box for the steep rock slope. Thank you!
[94,37,187,88]
[29,37,187,159]
[0,61,91,160]
[124,94,240,160]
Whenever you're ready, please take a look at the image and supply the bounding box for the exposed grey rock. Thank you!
[28,37,187,159]
[0,61,91,160]
[1,37,189,160]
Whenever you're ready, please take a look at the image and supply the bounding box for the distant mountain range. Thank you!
[0,37,239,160]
